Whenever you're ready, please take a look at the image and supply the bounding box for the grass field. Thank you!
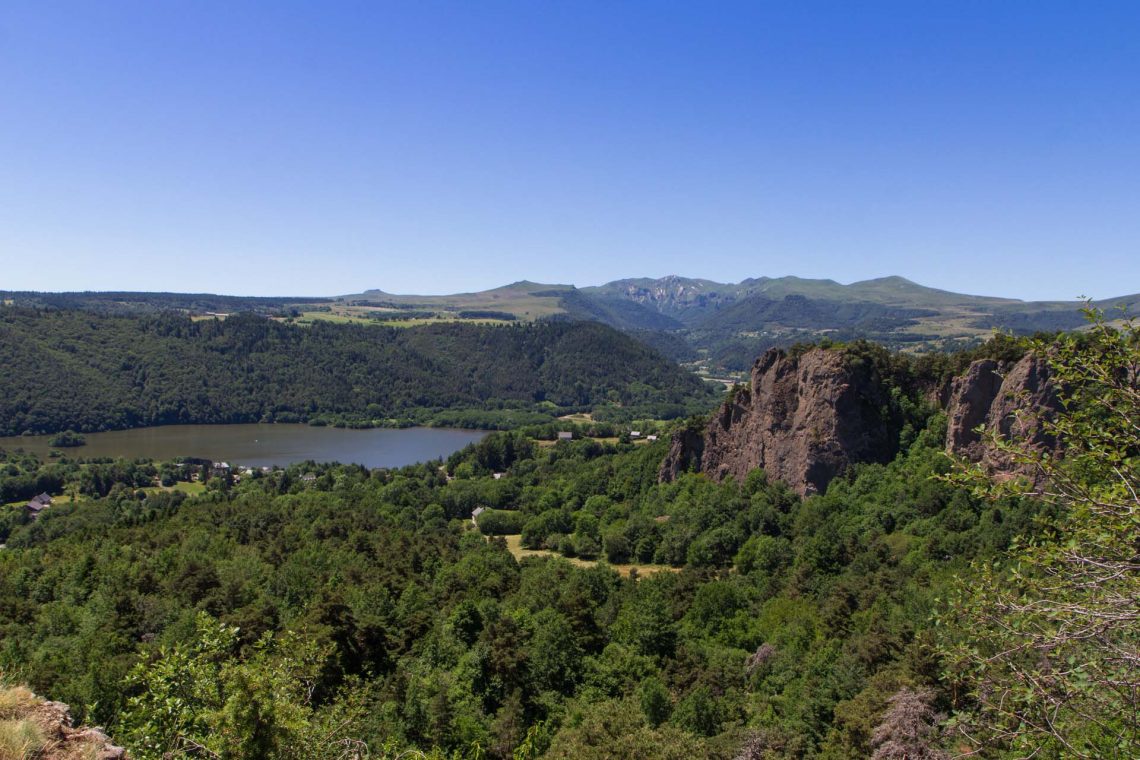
[287,308,520,329]
[293,311,375,325]
[339,281,571,321]
[372,317,516,328]
[501,534,676,578]
[556,412,594,422]
[143,481,207,497]
[536,436,651,449]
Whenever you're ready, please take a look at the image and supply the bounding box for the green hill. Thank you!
[0,308,719,435]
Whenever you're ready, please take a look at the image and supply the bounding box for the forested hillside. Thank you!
[0,308,719,435]
[0,416,1039,759]
[9,278,1138,375]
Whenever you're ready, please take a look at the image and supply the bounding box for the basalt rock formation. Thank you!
[943,353,1059,477]
[661,347,1058,496]
[660,348,905,495]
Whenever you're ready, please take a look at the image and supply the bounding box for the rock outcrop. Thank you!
[0,685,127,759]
[944,354,1058,476]
[660,348,904,495]
[658,424,705,482]
[661,347,1060,496]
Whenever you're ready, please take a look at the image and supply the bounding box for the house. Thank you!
[557,431,574,441]
[646,435,658,442]
[471,506,486,526]
[630,431,641,438]
[210,461,231,477]
[493,472,505,480]
[25,493,52,518]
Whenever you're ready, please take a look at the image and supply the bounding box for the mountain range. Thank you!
[6,275,1137,374]
[348,275,1139,371]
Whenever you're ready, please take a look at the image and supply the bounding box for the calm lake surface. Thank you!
[0,424,487,469]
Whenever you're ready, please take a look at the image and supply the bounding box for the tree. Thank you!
[639,676,672,728]
[118,612,364,759]
[671,685,721,737]
[940,307,1140,758]
[611,578,676,659]
[870,687,947,760]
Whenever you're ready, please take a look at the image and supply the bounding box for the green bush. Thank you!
[475,508,525,536]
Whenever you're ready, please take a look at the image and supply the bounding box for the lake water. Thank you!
[0,424,487,469]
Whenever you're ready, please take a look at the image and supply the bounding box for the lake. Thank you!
[0,424,487,469]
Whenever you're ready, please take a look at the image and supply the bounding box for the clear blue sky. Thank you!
[1,1,1137,300]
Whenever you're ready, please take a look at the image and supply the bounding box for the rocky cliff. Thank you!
[943,353,1058,476]
[661,347,1058,496]
[660,348,905,495]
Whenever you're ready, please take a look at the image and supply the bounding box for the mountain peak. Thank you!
[850,275,920,288]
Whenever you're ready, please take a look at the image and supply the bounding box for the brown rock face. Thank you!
[944,354,1058,475]
[658,424,704,481]
[660,346,1061,497]
[660,348,903,496]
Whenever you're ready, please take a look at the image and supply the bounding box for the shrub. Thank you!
[476,509,526,536]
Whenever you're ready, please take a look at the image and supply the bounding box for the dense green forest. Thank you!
[0,308,719,436]
[0,417,1028,759]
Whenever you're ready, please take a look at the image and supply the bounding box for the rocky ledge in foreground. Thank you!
[0,684,126,759]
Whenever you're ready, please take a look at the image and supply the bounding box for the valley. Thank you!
[0,292,1134,760]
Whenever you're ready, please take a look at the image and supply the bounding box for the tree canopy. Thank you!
[940,308,1140,758]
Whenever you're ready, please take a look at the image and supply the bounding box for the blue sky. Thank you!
[1,1,1137,300]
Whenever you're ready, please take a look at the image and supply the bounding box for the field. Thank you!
[286,307,525,329]
[145,481,208,497]
[500,534,677,578]
[371,316,515,328]
[292,311,374,325]
[338,281,572,321]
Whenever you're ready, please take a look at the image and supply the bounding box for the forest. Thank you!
[0,313,1134,759]
[0,416,1017,759]
[0,308,719,436]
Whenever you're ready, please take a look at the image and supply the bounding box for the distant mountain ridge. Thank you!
[6,275,1137,373]
[583,274,1027,321]
[579,275,1139,370]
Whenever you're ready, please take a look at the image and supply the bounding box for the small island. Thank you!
[47,430,86,448]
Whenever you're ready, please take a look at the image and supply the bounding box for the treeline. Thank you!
[0,290,330,315]
[0,308,719,435]
[0,413,1042,759]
